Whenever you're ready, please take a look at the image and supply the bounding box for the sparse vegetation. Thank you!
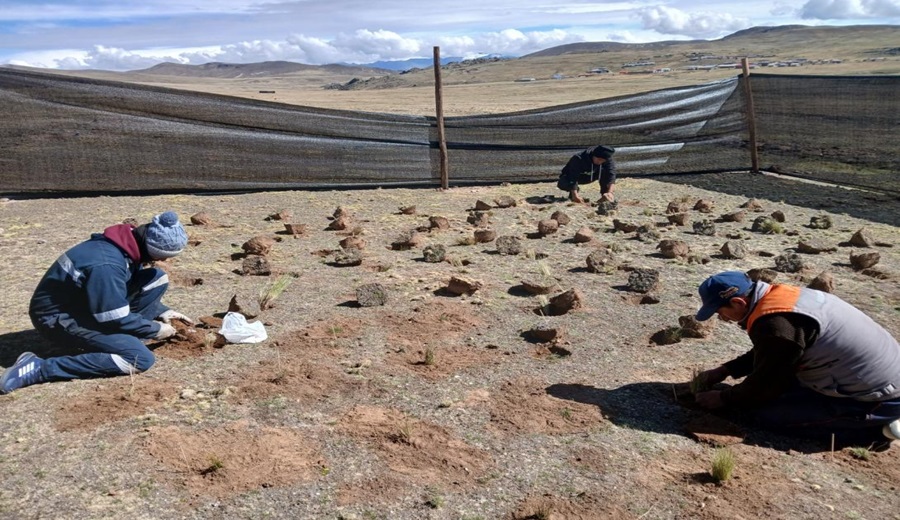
[201,455,225,476]
[711,448,736,483]
[424,348,436,366]
[848,446,872,461]
[258,274,294,310]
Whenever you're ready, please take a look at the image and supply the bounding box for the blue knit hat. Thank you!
[145,211,188,259]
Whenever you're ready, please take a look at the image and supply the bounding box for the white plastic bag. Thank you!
[218,312,268,344]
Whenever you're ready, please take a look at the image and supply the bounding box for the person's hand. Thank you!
[154,322,177,340]
[695,366,730,388]
[158,309,195,325]
[695,390,725,409]
[601,192,616,202]
[569,190,585,203]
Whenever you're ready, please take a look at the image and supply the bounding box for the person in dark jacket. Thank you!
[689,271,900,447]
[556,145,617,203]
[1,211,193,394]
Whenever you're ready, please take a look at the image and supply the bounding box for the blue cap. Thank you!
[145,211,188,259]
[696,271,753,321]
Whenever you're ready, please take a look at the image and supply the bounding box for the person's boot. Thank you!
[0,352,46,394]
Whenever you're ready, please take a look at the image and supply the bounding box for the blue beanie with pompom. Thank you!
[145,211,188,259]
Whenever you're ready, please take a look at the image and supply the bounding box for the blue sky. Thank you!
[1,0,898,70]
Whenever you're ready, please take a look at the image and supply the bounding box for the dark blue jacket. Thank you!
[558,146,617,192]
[29,224,164,338]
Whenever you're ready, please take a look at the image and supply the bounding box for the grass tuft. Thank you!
[710,448,736,483]
[258,274,295,310]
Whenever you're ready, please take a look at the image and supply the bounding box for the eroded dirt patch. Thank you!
[53,378,179,431]
[337,405,492,488]
[511,492,634,520]
[231,357,367,403]
[144,420,324,498]
[489,378,607,435]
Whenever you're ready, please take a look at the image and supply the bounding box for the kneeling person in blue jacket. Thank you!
[1,211,193,394]
[556,145,616,203]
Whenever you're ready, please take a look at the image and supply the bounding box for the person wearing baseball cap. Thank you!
[689,271,900,448]
[556,145,617,204]
[1,212,194,394]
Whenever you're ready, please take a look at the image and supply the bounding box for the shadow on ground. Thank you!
[651,172,900,227]
[547,381,833,454]
[0,329,76,367]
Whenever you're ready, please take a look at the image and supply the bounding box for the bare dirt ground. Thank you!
[1,172,899,519]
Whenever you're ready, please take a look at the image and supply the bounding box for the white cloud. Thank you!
[637,5,752,38]
[799,0,900,19]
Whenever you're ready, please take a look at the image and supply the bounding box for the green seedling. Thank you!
[201,455,225,475]
[258,274,294,310]
[848,446,871,461]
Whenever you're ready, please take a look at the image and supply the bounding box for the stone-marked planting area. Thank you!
[0,173,898,519]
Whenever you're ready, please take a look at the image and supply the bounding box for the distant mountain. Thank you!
[131,60,391,77]
[523,24,899,58]
[355,56,465,71]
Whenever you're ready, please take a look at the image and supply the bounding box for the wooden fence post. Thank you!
[741,57,760,173]
[434,46,449,189]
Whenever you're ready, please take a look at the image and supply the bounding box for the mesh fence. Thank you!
[751,74,900,194]
[0,68,897,195]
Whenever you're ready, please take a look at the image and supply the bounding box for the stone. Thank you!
[429,216,450,230]
[850,251,880,270]
[808,271,835,293]
[694,199,715,213]
[446,276,483,295]
[747,268,778,283]
[242,236,275,256]
[474,200,492,210]
[526,324,562,342]
[494,195,517,208]
[550,210,570,225]
[331,248,363,267]
[474,229,497,243]
[771,210,786,223]
[190,212,213,226]
[399,205,416,215]
[520,277,558,295]
[774,253,805,273]
[391,230,423,250]
[496,235,522,255]
[720,211,745,223]
[796,239,836,254]
[849,228,875,248]
[422,244,447,263]
[548,288,584,315]
[596,200,618,215]
[667,213,690,226]
[266,210,292,221]
[227,294,257,319]
[627,268,660,293]
[327,216,351,231]
[283,223,307,235]
[467,211,490,227]
[720,241,747,259]
[751,216,782,234]
[340,236,366,250]
[586,249,617,273]
[667,200,690,214]
[657,239,690,259]
[613,219,639,233]
[538,219,559,236]
[241,256,271,276]
[332,206,350,219]
[679,315,717,338]
[692,220,716,236]
[356,283,389,307]
[808,215,833,229]
[740,198,764,211]
[573,226,594,243]
[636,225,661,243]
[651,326,683,345]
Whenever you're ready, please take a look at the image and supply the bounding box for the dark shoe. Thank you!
[0,352,46,394]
